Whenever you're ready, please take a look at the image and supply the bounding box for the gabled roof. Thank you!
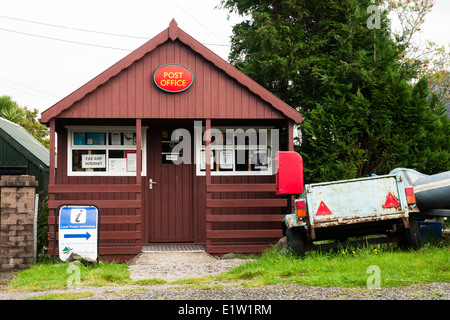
[40,19,303,124]
[0,117,50,168]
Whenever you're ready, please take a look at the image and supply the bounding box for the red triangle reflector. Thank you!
[316,201,332,216]
[384,193,400,208]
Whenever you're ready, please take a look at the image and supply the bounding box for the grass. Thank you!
[25,292,95,300]
[8,262,131,292]
[5,242,449,296]
[211,243,450,287]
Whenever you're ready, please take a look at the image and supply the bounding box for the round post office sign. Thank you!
[153,63,193,93]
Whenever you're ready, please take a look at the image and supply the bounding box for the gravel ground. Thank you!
[127,252,251,282]
[80,282,449,300]
[0,279,448,300]
[0,253,448,301]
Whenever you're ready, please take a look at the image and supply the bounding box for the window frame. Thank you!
[194,126,276,177]
[66,126,147,177]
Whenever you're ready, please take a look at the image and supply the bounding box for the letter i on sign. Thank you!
[71,209,86,223]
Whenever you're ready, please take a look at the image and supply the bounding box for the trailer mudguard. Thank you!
[284,213,307,229]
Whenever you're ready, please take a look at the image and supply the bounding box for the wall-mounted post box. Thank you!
[275,151,304,195]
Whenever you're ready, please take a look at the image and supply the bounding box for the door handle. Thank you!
[149,178,157,190]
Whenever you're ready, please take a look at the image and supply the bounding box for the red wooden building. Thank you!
[40,20,303,261]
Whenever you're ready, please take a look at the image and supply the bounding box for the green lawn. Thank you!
[6,243,449,292]
[212,243,450,287]
[8,262,130,292]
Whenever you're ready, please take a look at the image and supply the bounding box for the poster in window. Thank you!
[86,132,105,145]
[110,132,121,145]
[200,150,215,170]
[126,150,137,172]
[82,154,106,168]
[124,132,135,146]
[219,150,233,170]
[166,154,178,162]
[109,158,126,173]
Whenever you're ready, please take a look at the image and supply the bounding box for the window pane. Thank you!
[196,127,272,175]
[200,150,217,171]
[235,150,249,172]
[108,151,125,173]
[108,132,136,145]
[109,132,123,145]
[72,150,107,172]
[108,150,140,172]
[73,132,86,145]
[86,132,106,145]
[123,132,136,145]
[109,150,125,158]
[161,129,184,164]
[73,132,106,145]
[249,149,269,171]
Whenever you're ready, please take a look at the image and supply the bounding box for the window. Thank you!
[161,129,185,164]
[195,126,277,176]
[67,126,147,176]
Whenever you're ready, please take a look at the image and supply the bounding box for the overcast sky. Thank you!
[1,0,449,117]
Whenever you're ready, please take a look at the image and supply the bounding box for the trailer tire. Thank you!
[399,216,422,250]
[286,227,306,258]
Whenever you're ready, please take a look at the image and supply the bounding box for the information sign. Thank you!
[56,205,100,262]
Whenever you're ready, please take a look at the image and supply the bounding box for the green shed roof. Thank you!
[0,117,49,168]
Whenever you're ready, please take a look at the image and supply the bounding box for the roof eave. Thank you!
[40,19,303,125]
[40,25,170,125]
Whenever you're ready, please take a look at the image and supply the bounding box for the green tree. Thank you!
[221,0,450,182]
[0,95,49,148]
[0,95,22,122]
[384,0,450,107]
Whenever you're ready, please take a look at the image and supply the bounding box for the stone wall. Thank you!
[0,175,38,270]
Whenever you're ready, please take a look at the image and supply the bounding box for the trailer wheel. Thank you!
[286,227,306,258]
[399,216,422,250]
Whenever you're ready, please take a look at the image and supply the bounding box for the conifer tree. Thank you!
[221,0,450,182]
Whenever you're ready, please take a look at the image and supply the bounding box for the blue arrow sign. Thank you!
[64,232,91,240]
[58,205,99,262]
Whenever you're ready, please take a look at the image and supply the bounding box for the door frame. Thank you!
[144,121,194,243]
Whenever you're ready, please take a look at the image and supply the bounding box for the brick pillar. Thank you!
[0,175,38,270]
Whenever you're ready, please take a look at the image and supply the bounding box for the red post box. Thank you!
[275,151,304,195]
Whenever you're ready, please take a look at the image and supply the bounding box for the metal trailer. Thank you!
[275,151,449,257]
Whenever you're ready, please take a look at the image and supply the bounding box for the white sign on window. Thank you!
[220,150,233,169]
[109,158,126,173]
[82,154,106,168]
[126,152,137,172]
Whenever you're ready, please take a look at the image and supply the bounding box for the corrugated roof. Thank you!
[0,117,50,167]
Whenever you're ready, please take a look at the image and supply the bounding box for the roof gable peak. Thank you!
[169,19,179,41]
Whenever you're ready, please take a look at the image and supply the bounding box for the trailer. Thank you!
[275,151,449,257]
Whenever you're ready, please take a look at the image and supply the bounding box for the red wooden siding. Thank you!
[206,176,286,254]
[47,127,143,262]
[201,119,287,254]
[47,182,142,260]
[57,41,285,121]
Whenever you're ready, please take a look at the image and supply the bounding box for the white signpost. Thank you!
[55,204,100,263]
